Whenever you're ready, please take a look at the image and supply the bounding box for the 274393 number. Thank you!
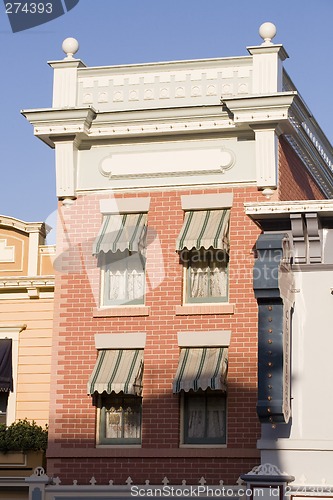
[5,2,53,14]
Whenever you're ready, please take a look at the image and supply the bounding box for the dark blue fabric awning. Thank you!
[0,339,13,393]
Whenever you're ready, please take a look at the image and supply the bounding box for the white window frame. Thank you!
[0,325,26,425]
[177,331,230,448]
[180,390,227,447]
[100,250,146,307]
[94,333,146,448]
[182,248,229,304]
[97,392,142,445]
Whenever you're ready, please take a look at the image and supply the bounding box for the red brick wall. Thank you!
[278,136,326,200]
[48,457,259,486]
[48,186,262,485]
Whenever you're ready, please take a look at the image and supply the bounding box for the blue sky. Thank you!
[1,0,333,229]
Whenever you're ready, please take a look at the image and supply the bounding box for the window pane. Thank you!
[101,394,142,443]
[187,395,206,438]
[127,270,145,301]
[187,252,228,302]
[206,396,226,438]
[190,263,209,298]
[103,251,145,305]
[0,392,8,425]
[109,271,126,301]
[105,406,123,439]
[122,403,141,439]
[210,265,228,297]
[184,391,226,444]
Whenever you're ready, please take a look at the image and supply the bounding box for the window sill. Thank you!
[175,303,235,315]
[179,444,227,448]
[93,306,150,317]
[96,444,142,449]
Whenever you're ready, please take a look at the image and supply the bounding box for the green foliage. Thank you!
[0,419,48,453]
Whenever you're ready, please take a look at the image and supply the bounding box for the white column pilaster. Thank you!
[48,59,86,108]
[27,230,40,276]
[252,125,279,189]
[247,23,288,95]
[55,140,78,200]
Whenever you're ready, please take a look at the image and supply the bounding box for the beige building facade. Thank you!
[0,215,54,497]
[0,215,54,427]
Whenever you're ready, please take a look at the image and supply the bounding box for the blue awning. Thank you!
[0,339,13,393]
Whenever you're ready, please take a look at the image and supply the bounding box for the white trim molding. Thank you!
[100,197,150,214]
[181,193,233,210]
[94,332,146,350]
[0,277,55,300]
[245,200,333,219]
[177,330,231,347]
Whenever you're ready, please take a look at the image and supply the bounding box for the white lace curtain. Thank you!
[107,252,145,302]
[105,400,141,439]
[187,395,225,439]
[190,261,227,299]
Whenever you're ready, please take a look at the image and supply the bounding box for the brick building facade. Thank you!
[23,23,333,493]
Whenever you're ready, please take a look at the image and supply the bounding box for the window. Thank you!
[176,209,230,304]
[99,250,145,306]
[87,346,144,446]
[0,392,9,425]
[0,328,24,425]
[92,212,147,307]
[183,389,226,444]
[173,345,228,446]
[0,337,13,425]
[98,393,142,445]
[182,248,228,303]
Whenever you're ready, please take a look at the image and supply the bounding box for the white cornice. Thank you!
[90,118,236,140]
[21,107,97,147]
[223,90,333,197]
[247,44,289,60]
[285,94,333,197]
[0,276,55,290]
[0,215,49,236]
[77,55,252,77]
[222,92,296,125]
[245,200,333,219]
[90,105,237,139]
[22,105,239,144]
[0,324,26,333]
[48,59,86,70]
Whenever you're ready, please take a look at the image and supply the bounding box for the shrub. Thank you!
[0,419,48,453]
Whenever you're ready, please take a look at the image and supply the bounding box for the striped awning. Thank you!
[0,339,13,393]
[176,210,230,252]
[87,349,144,396]
[92,213,147,255]
[173,347,228,393]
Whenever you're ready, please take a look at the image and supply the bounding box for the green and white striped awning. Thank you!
[173,347,228,393]
[176,210,230,252]
[92,213,147,255]
[87,349,144,396]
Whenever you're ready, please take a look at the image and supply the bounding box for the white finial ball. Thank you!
[62,37,79,59]
[259,22,277,45]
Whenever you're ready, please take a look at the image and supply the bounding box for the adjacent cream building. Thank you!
[0,215,54,427]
